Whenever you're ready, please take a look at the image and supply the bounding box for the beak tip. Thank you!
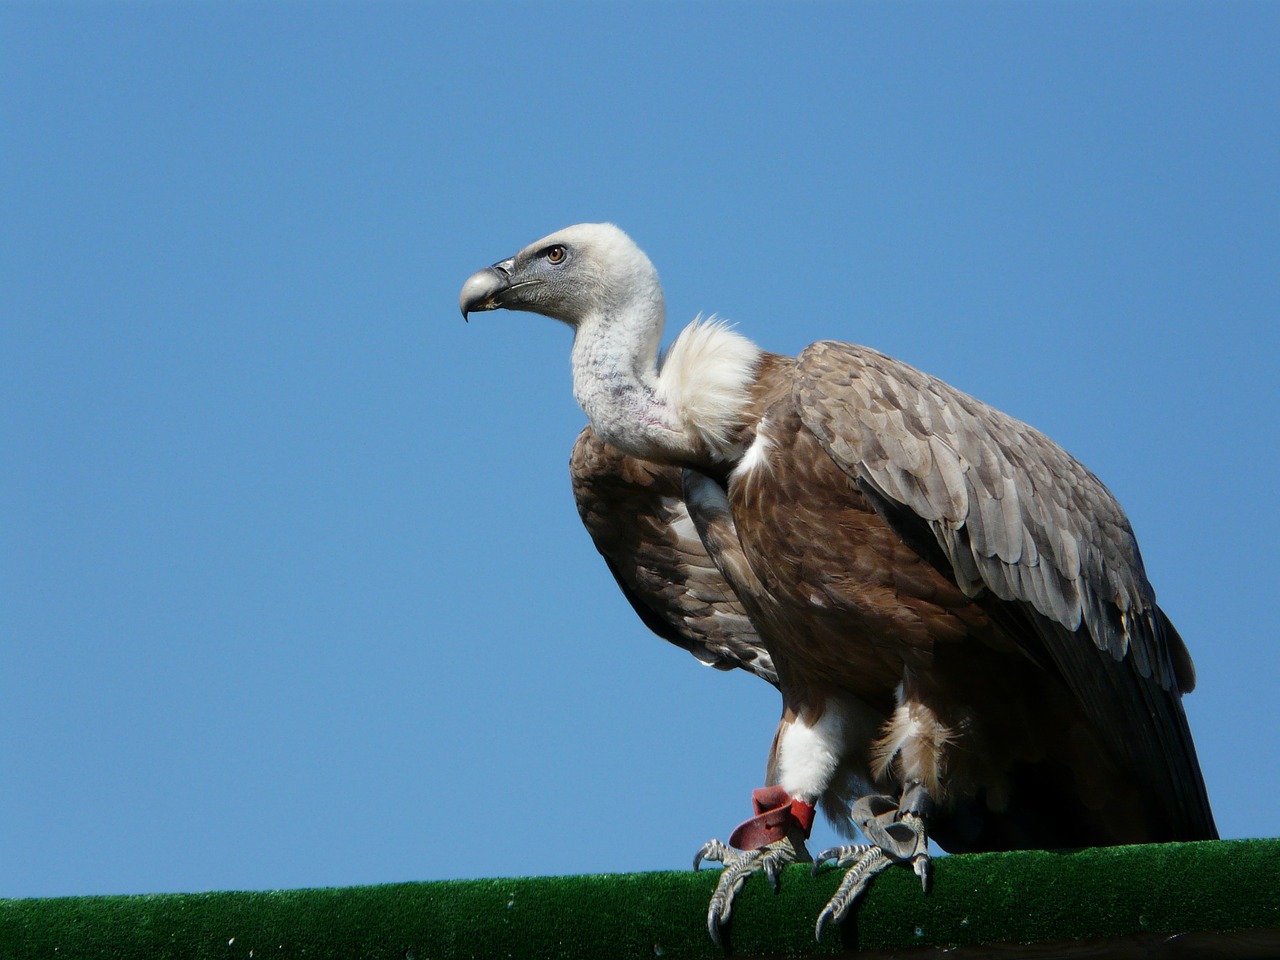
[459,267,504,321]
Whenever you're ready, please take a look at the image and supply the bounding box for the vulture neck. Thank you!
[570,300,763,468]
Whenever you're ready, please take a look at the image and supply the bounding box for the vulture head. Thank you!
[459,222,665,331]
[461,223,762,465]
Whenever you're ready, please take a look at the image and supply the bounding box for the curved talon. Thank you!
[814,846,841,868]
[811,849,833,877]
[814,903,838,943]
[694,838,730,872]
[762,852,784,893]
[811,843,870,875]
[707,884,732,946]
[913,849,932,892]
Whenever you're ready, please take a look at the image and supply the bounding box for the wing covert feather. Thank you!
[794,341,1184,693]
[793,341,1213,838]
[570,427,778,686]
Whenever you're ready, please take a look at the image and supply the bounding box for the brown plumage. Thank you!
[572,342,1214,849]
[569,432,776,685]
[461,222,1216,940]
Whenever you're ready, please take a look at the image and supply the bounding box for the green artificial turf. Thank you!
[2,839,1276,959]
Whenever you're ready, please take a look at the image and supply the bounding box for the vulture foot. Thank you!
[694,835,809,946]
[694,785,817,945]
[812,792,931,941]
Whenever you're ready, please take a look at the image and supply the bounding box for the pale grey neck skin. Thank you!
[567,267,702,463]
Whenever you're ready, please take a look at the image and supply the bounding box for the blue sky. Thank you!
[3,3,1277,899]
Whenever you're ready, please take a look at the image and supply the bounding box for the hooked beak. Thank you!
[459,257,542,321]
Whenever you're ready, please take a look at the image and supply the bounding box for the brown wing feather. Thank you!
[570,426,777,686]
[791,340,1215,840]
[795,340,1190,691]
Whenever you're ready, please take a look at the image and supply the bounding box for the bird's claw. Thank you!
[914,849,932,892]
[811,843,892,941]
[693,838,729,872]
[694,836,802,947]
[811,842,871,874]
[762,849,786,893]
[810,794,933,940]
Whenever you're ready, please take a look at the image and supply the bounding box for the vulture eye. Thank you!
[545,244,566,264]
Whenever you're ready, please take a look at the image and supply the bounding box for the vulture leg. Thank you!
[694,835,811,947]
[812,787,933,941]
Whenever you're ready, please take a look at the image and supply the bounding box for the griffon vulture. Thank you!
[459,223,1217,942]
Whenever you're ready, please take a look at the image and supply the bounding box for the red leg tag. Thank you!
[726,787,817,850]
